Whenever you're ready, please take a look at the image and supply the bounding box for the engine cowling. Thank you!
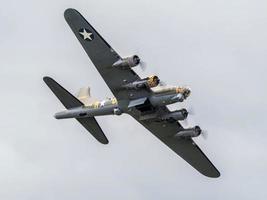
[112,55,140,69]
[175,126,202,138]
[162,109,188,122]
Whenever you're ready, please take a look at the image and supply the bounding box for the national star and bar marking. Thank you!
[79,28,94,41]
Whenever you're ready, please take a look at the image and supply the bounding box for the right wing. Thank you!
[130,107,220,178]
[64,8,150,101]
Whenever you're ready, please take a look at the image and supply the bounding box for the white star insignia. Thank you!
[79,28,93,41]
[100,100,105,107]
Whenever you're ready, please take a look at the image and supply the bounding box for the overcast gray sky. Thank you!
[1,0,267,199]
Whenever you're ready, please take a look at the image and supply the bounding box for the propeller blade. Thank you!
[187,106,195,115]
[139,60,147,71]
[159,81,167,86]
[180,109,195,128]
[183,118,189,127]
[201,129,208,140]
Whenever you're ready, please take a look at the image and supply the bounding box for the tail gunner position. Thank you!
[44,8,220,178]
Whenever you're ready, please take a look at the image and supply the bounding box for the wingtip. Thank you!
[209,172,220,178]
[64,8,76,14]
[64,8,80,19]
[100,138,109,145]
[43,76,52,83]
[214,170,221,178]
[43,76,56,85]
[103,141,109,145]
[203,169,221,178]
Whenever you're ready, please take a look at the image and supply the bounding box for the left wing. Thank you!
[130,107,220,178]
[64,9,220,177]
[64,8,150,101]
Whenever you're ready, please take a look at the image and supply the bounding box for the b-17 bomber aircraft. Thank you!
[43,8,220,178]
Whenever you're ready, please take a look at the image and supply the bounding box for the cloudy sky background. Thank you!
[0,0,267,199]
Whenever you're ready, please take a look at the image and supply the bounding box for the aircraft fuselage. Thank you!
[54,85,190,119]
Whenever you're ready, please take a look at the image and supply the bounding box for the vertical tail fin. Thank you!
[43,76,109,144]
[76,87,98,106]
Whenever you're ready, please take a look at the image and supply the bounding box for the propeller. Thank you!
[133,51,147,71]
[182,106,195,126]
[201,129,208,140]
[183,118,189,127]
[139,60,147,71]
[158,80,167,86]
[187,106,195,115]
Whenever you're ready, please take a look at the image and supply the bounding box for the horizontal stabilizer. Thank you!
[43,76,109,144]
[76,118,108,144]
[43,76,83,109]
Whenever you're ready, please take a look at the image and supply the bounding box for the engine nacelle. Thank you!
[175,126,201,138]
[161,109,188,122]
[123,75,160,89]
[112,55,140,69]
